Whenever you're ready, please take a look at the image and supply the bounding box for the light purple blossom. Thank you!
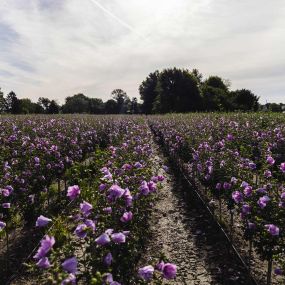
[67,185,80,201]
[258,195,270,209]
[138,265,154,280]
[36,257,51,269]
[120,211,133,223]
[2,203,11,208]
[85,219,96,231]
[232,191,243,204]
[0,221,6,231]
[34,235,55,260]
[104,252,113,266]
[111,232,126,244]
[139,181,150,195]
[265,224,280,236]
[266,156,275,165]
[62,257,78,274]
[36,215,52,227]
[243,186,253,197]
[280,162,285,173]
[80,201,93,216]
[95,233,111,246]
[74,224,87,238]
[108,185,125,201]
[242,204,251,215]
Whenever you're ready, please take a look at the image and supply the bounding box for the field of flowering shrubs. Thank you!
[0,115,175,284]
[150,113,285,285]
[1,113,285,285]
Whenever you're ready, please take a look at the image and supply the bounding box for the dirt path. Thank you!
[140,141,254,285]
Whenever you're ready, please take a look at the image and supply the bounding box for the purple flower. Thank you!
[265,224,279,236]
[95,233,111,246]
[231,177,238,184]
[36,257,51,269]
[34,235,55,260]
[139,181,150,195]
[138,265,154,280]
[232,191,243,204]
[280,162,285,173]
[36,215,52,227]
[67,185,80,201]
[108,185,125,201]
[104,252,113,266]
[85,219,96,231]
[74,224,87,238]
[99,183,107,191]
[62,257,77,274]
[243,186,253,197]
[2,203,10,208]
[249,162,256,170]
[156,261,165,271]
[242,204,251,215]
[163,263,177,280]
[61,273,76,285]
[148,181,157,192]
[274,268,283,275]
[134,162,143,168]
[34,157,40,164]
[258,195,270,209]
[264,170,272,178]
[223,182,231,190]
[103,207,112,214]
[281,192,285,200]
[216,183,222,190]
[267,156,275,165]
[0,221,6,231]
[111,232,126,244]
[80,201,93,216]
[241,181,249,188]
[120,211,133,223]
[248,222,256,230]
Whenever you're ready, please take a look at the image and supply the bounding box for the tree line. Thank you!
[0,88,139,114]
[0,67,283,114]
[139,68,261,113]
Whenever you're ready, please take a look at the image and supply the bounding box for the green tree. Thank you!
[153,68,202,113]
[89,98,104,114]
[38,97,51,113]
[62,94,90,113]
[0,88,5,113]
[47,100,60,114]
[139,71,159,114]
[111,89,130,113]
[231,89,259,111]
[5,91,20,114]
[104,99,117,114]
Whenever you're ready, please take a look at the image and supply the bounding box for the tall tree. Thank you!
[47,100,60,114]
[38,97,51,113]
[231,89,259,111]
[89,98,104,114]
[0,88,5,113]
[104,99,117,114]
[62,94,90,113]
[139,71,159,114]
[111,89,130,113]
[5,91,20,114]
[153,68,202,113]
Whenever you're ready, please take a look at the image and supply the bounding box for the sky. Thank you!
[0,0,284,104]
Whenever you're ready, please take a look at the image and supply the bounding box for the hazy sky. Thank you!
[0,0,284,104]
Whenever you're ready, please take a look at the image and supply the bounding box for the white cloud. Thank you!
[0,0,284,103]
